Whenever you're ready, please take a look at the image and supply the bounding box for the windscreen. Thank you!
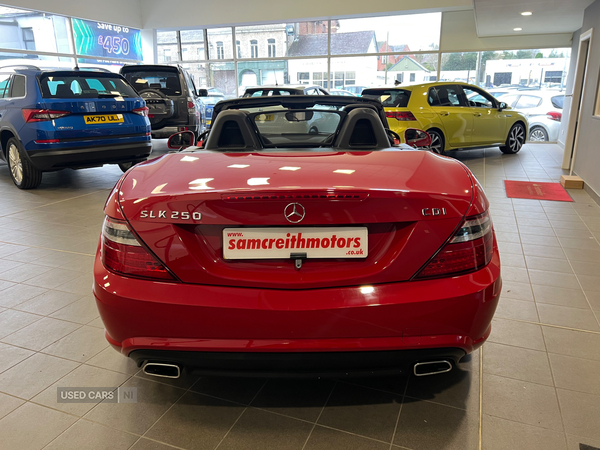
[39,73,139,99]
[246,108,342,147]
[362,89,412,107]
[121,69,181,95]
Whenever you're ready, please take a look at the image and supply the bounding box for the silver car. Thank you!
[497,90,564,142]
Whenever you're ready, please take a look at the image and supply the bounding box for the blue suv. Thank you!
[0,66,151,189]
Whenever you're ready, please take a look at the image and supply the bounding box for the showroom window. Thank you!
[441,49,571,89]
[153,15,571,99]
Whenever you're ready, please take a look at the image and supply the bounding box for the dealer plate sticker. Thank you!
[223,227,368,260]
[84,114,124,124]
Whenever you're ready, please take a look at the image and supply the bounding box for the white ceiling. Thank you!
[474,0,595,37]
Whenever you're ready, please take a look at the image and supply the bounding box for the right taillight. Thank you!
[547,111,562,122]
[133,107,149,117]
[22,109,70,122]
[415,211,494,279]
[385,110,417,121]
[101,216,175,281]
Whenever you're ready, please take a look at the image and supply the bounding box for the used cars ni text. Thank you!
[93,95,501,378]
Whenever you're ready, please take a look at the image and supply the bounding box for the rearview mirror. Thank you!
[167,131,196,150]
[285,111,314,122]
[498,102,507,111]
[196,89,208,97]
[404,128,432,148]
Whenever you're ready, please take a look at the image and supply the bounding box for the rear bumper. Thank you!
[26,141,152,170]
[93,249,501,371]
[151,125,199,138]
[128,347,467,377]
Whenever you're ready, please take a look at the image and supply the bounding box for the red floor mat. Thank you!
[504,180,573,202]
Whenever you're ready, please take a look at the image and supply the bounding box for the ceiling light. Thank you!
[513,28,522,31]
[521,11,532,16]
[227,164,249,168]
[333,169,355,174]
[279,166,301,171]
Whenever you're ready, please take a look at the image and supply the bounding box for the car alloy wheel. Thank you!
[529,126,548,142]
[8,142,23,184]
[501,123,525,154]
[427,130,444,154]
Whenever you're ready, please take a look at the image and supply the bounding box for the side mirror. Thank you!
[167,131,196,150]
[498,102,507,111]
[404,128,432,148]
[196,89,208,97]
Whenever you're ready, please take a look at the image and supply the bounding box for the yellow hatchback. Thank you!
[362,82,528,154]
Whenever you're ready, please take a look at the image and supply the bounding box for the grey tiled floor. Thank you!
[0,142,599,450]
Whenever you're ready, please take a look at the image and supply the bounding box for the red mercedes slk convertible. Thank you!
[93,96,501,378]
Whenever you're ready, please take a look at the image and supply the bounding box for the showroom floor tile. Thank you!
[0,142,599,450]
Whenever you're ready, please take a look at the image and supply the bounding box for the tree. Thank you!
[441,52,477,71]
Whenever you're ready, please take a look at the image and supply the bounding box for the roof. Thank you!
[388,56,430,73]
[288,31,377,56]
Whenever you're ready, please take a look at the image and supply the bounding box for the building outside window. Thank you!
[268,38,276,57]
[250,40,258,58]
[236,40,241,58]
[216,41,224,59]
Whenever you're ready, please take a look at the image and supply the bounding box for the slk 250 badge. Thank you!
[140,210,202,221]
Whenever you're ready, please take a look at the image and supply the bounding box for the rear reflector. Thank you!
[133,106,149,117]
[34,139,60,144]
[385,111,417,121]
[547,111,562,122]
[22,109,70,122]
[101,216,174,280]
[415,211,493,279]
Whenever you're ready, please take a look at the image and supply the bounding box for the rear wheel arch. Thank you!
[0,129,16,158]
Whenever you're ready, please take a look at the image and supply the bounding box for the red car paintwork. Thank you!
[94,147,501,368]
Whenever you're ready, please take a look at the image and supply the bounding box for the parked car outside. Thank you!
[330,89,356,96]
[93,95,501,378]
[120,64,207,139]
[242,85,330,97]
[497,90,564,142]
[345,85,369,96]
[0,66,151,189]
[362,82,528,154]
[198,95,224,129]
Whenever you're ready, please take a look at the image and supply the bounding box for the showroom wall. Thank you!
[567,0,600,200]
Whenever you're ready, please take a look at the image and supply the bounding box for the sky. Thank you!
[336,13,442,52]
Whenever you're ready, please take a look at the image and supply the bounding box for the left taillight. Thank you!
[415,211,494,280]
[385,110,417,121]
[101,216,175,281]
[22,109,70,122]
[133,107,149,117]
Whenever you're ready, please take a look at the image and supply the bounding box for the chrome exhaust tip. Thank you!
[142,362,181,379]
[413,360,453,377]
